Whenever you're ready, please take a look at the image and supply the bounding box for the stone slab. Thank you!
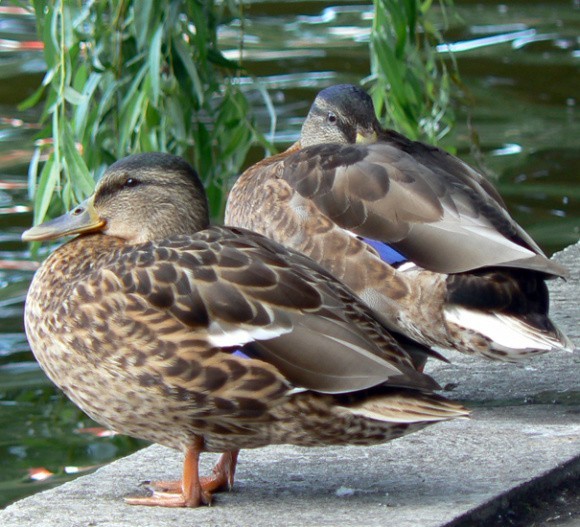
[1,243,578,527]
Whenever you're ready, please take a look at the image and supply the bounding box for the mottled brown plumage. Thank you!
[225,84,574,361]
[23,153,467,508]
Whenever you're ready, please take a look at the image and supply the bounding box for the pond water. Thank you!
[0,0,578,508]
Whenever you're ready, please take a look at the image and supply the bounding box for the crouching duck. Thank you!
[22,153,467,507]
[225,84,574,362]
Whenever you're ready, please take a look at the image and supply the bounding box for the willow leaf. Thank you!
[148,25,163,105]
[33,156,58,226]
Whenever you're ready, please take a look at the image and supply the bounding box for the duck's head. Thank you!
[300,84,381,147]
[22,153,209,244]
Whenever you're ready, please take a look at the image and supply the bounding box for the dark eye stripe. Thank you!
[94,176,142,203]
[94,175,189,207]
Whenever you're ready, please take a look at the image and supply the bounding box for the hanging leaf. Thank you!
[148,25,163,105]
[63,86,85,105]
[368,0,459,143]
[33,155,59,226]
[62,123,94,200]
[25,0,273,236]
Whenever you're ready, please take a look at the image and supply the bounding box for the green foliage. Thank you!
[367,0,458,142]
[23,0,459,230]
[23,0,272,227]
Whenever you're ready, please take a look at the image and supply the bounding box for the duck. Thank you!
[22,152,467,508]
[225,84,574,361]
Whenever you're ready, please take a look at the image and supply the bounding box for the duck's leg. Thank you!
[200,450,239,493]
[125,438,210,507]
[143,450,240,495]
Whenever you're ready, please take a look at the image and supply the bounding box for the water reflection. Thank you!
[0,0,578,508]
[437,29,537,53]
[491,143,524,156]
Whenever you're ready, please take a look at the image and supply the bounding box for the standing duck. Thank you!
[23,153,467,507]
[225,84,574,361]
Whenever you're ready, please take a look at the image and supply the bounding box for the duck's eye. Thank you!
[122,177,140,189]
[70,205,84,216]
[327,112,338,125]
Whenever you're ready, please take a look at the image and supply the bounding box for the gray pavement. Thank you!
[1,243,578,526]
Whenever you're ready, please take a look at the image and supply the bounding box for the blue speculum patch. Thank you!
[361,237,407,266]
[232,348,253,360]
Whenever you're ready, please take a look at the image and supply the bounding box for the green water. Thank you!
[0,0,578,508]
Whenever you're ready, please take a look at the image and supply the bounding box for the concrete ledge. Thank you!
[1,243,578,526]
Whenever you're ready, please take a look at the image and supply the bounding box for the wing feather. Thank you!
[97,228,437,395]
[281,143,567,276]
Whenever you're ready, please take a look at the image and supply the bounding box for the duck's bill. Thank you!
[355,129,378,144]
[22,197,105,242]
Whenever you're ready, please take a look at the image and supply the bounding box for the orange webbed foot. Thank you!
[125,447,239,508]
[125,487,211,508]
[201,450,239,493]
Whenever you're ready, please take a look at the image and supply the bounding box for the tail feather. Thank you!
[445,306,575,359]
[345,391,469,424]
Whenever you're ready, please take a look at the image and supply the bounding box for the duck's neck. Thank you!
[42,234,126,279]
[225,142,301,227]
